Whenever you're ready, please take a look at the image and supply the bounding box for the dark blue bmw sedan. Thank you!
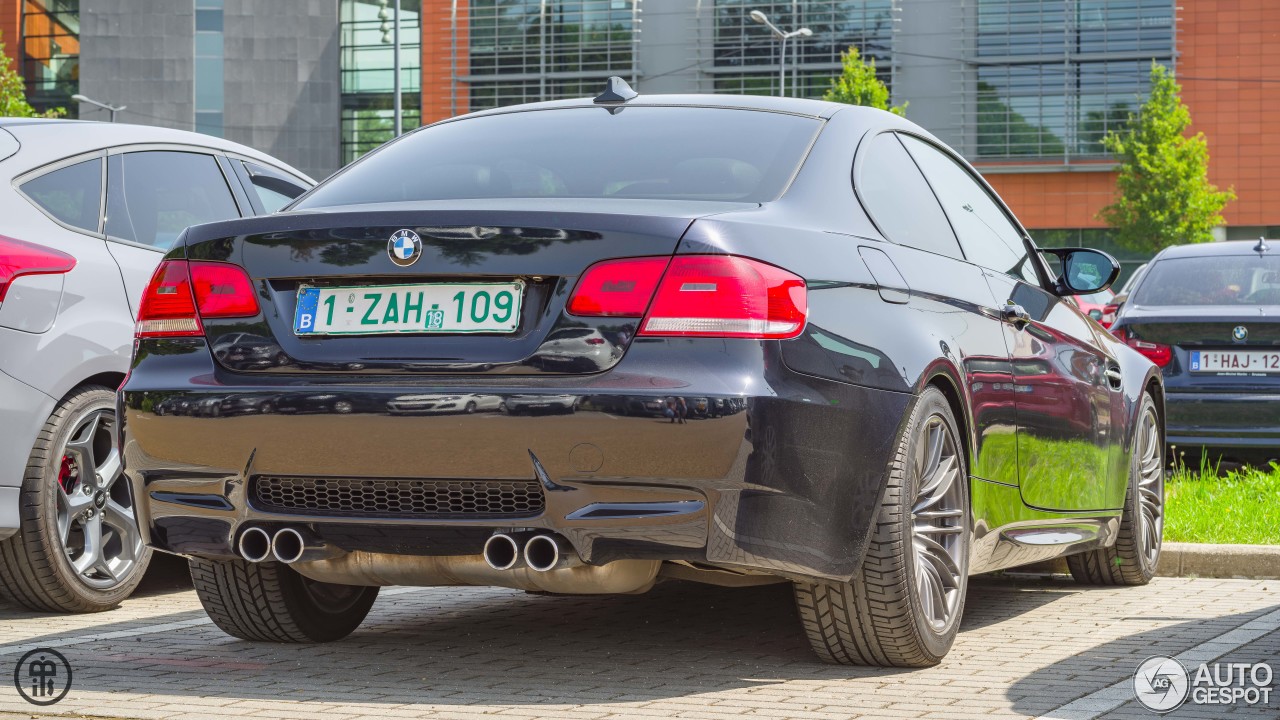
[120,81,1164,667]
[1111,239,1280,466]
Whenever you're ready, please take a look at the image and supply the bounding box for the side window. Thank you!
[20,157,102,233]
[898,135,1041,285]
[106,151,240,249]
[242,161,307,213]
[856,133,964,260]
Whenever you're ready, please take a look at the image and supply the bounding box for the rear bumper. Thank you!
[0,368,54,492]
[120,338,910,583]
[1166,391,1280,450]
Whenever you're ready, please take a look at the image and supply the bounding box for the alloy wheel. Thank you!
[1135,406,1164,566]
[909,415,965,632]
[54,409,144,589]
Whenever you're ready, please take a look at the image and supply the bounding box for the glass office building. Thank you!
[339,0,422,165]
[974,0,1175,159]
[464,0,638,111]
[19,0,78,117]
[709,0,894,99]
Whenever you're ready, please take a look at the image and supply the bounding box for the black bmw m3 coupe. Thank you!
[120,81,1165,666]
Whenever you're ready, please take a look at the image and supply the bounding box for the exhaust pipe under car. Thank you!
[237,527,272,563]
[483,533,527,571]
[270,527,342,564]
[271,528,307,564]
[524,534,580,572]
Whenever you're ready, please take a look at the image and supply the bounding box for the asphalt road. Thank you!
[0,557,1274,720]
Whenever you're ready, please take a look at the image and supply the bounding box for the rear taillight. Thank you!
[191,262,259,317]
[137,260,259,338]
[640,255,807,339]
[1120,328,1172,368]
[0,235,76,303]
[567,257,670,317]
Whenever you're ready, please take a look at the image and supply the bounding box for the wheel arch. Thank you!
[74,372,127,399]
[918,363,974,474]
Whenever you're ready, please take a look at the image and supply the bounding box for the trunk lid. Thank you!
[185,198,747,375]
[1119,305,1280,391]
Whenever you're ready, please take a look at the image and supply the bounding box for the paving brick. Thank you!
[0,576,1277,720]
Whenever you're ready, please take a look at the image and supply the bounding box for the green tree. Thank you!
[822,46,906,116]
[0,32,61,118]
[1098,62,1233,251]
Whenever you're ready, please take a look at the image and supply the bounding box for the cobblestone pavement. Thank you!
[0,555,1274,720]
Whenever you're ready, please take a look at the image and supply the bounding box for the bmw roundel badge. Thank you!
[388,229,422,267]
[1233,325,1248,342]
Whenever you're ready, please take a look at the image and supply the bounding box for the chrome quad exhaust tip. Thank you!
[237,526,272,563]
[483,533,527,571]
[523,534,580,572]
[270,527,341,564]
[271,527,307,564]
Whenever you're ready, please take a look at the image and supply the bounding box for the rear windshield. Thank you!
[1134,255,1280,306]
[295,107,821,209]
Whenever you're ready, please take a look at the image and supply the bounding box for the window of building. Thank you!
[20,0,79,118]
[194,0,224,136]
[709,0,894,99]
[20,157,101,233]
[339,0,422,165]
[465,0,638,111]
[974,0,1174,160]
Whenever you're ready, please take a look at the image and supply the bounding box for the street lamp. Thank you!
[378,0,403,137]
[72,94,126,122]
[749,10,812,98]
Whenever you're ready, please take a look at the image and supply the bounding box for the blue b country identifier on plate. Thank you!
[294,281,524,336]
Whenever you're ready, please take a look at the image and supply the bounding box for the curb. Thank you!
[1009,543,1280,580]
[1157,542,1280,580]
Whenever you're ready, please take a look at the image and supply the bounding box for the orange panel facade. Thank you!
[0,0,20,66]
[988,1,1280,231]
[421,0,464,125]
[1178,0,1280,228]
[984,170,1118,230]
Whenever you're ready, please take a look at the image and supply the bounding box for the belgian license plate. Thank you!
[1190,350,1280,374]
[293,281,524,335]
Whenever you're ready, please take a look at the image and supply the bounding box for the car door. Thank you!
[103,149,244,316]
[899,134,1124,512]
[851,131,1019,484]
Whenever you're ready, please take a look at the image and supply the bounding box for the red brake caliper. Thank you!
[58,455,78,493]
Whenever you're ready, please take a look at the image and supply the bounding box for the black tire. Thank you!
[0,386,152,612]
[794,387,970,667]
[1068,392,1162,586]
[464,401,477,414]
[189,557,378,642]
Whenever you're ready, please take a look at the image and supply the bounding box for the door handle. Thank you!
[1002,302,1031,327]
[1104,366,1123,389]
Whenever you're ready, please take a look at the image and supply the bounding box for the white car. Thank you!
[386,393,504,415]
[535,327,622,371]
[0,119,311,612]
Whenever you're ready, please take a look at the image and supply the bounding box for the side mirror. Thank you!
[1041,247,1121,296]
